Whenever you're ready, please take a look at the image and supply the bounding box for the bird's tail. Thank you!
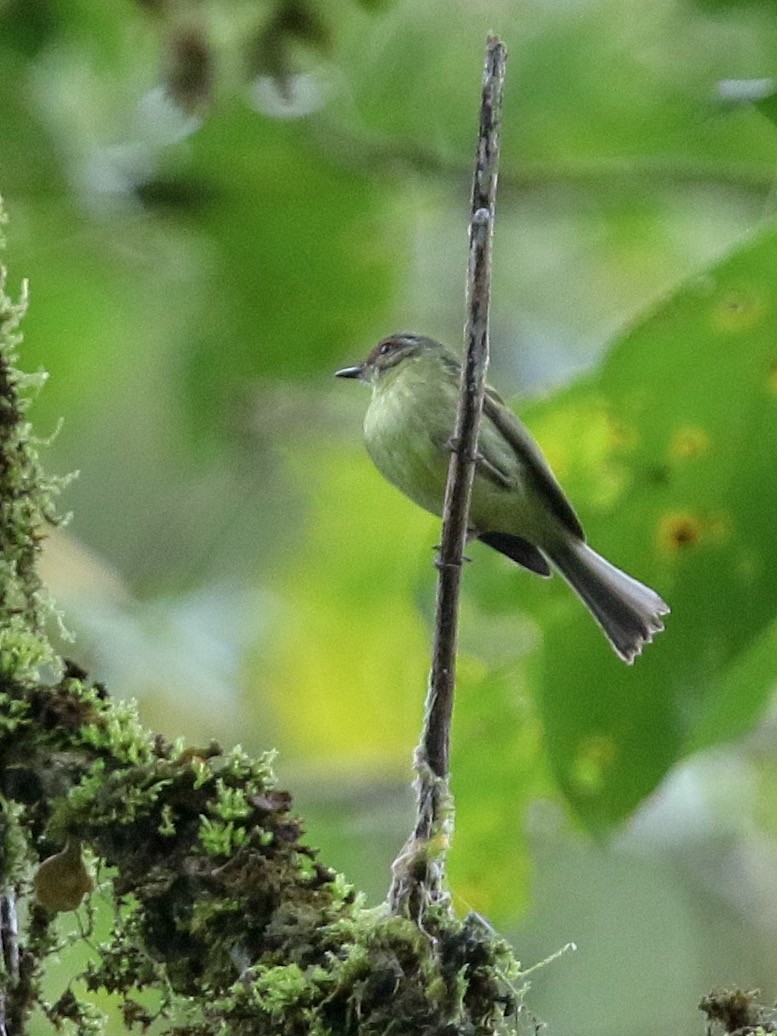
[547,537,669,664]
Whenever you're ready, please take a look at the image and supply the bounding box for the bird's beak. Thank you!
[335,364,364,380]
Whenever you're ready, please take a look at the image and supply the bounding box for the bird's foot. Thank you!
[445,435,482,464]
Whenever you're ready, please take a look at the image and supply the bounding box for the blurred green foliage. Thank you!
[517,226,777,829]
[3,5,777,1022]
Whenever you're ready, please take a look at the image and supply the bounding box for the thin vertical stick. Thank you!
[389,34,507,917]
[0,889,19,1036]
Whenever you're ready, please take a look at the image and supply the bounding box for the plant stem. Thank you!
[388,34,507,918]
[0,889,20,1036]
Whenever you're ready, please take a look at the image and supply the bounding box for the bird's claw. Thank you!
[445,436,485,466]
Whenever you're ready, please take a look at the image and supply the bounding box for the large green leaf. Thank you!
[504,223,777,830]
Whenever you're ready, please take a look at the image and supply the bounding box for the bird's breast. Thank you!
[363,375,453,517]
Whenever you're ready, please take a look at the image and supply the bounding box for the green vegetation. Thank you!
[2,1,777,1032]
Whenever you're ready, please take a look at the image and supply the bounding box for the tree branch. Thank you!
[388,34,507,918]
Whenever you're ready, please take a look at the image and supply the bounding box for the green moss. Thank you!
[158,802,176,836]
[0,796,33,883]
[1,643,522,1035]
[198,814,250,855]
[0,202,66,670]
[0,619,54,679]
[210,778,254,821]
[0,688,30,732]
[243,961,319,1016]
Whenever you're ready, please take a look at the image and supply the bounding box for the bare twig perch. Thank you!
[389,34,507,917]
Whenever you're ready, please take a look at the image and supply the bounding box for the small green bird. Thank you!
[336,332,669,663]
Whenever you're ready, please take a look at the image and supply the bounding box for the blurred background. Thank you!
[3,0,777,1032]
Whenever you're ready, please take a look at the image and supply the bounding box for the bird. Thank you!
[336,332,669,663]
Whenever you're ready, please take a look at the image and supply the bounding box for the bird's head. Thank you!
[335,332,445,387]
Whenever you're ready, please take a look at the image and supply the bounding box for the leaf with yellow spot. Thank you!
[669,426,710,462]
[467,222,777,832]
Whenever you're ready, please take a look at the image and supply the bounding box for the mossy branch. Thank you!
[0,193,521,1034]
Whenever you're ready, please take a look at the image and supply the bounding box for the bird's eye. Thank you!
[379,342,392,356]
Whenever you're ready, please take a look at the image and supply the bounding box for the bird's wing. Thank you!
[482,387,585,540]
